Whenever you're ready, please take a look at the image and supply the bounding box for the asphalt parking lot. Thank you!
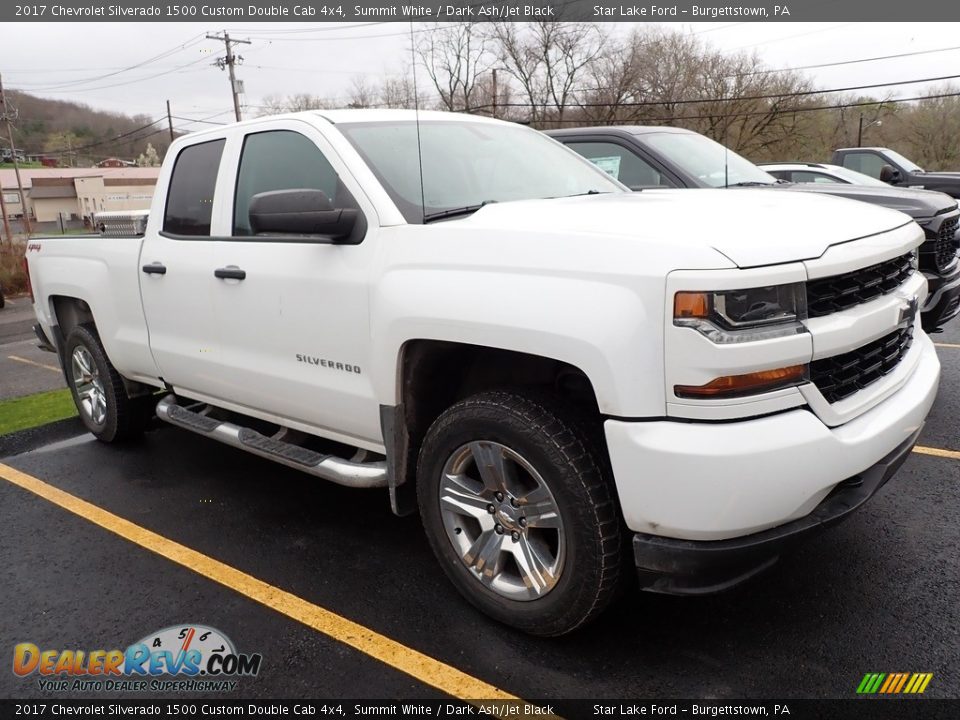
[0,316,958,710]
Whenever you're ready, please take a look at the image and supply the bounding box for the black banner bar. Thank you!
[5,0,960,23]
[1,699,956,719]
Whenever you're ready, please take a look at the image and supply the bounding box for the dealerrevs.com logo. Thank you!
[13,625,262,693]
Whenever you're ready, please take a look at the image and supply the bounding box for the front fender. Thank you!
[369,267,666,418]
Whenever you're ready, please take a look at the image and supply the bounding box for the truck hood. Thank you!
[910,171,960,188]
[774,182,956,219]
[457,189,913,268]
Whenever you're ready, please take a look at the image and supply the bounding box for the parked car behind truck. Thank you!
[550,126,960,332]
[25,110,939,635]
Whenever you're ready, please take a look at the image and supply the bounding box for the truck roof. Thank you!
[316,108,506,125]
[834,147,888,152]
[547,125,695,137]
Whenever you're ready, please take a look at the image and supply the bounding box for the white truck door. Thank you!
[209,123,381,449]
[139,137,234,399]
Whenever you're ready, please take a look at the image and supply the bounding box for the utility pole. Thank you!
[857,113,864,147]
[492,69,498,120]
[207,32,250,122]
[0,73,31,236]
[0,178,10,247]
[166,100,175,142]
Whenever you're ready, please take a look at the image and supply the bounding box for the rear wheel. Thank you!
[65,324,148,442]
[417,390,621,636]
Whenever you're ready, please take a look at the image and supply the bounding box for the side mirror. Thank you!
[248,189,358,241]
[879,164,902,184]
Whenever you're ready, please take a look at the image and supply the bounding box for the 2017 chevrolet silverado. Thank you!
[26,111,940,635]
[550,126,960,331]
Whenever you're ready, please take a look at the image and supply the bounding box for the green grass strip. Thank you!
[0,388,77,435]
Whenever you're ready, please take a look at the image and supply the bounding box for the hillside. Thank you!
[3,90,174,166]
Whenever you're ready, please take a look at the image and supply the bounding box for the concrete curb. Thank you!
[0,416,86,458]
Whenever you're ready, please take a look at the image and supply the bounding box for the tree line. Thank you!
[3,90,172,167]
[258,23,960,170]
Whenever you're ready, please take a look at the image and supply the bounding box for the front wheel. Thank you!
[417,390,621,636]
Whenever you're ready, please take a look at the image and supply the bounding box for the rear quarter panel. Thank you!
[28,236,160,384]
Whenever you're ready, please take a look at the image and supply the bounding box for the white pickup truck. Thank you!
[26,110,940,635]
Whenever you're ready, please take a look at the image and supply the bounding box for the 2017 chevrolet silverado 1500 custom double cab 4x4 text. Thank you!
[550,126,960,331]
[26,111,940,635]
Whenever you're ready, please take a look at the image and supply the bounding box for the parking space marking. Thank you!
[913,445,960,461]
[7,355,60,373]
[933,342,960,349]
[0,462,522,703]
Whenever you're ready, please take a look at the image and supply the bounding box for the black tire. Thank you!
[64,324,147,443]
[417,390,621,636]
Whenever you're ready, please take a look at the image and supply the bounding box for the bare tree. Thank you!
[347,76,378,109]
[416,22,492,112]
[493,21,606,127]
[254,93,335,117]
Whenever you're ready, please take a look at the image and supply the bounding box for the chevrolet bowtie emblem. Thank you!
[897,296,919,326]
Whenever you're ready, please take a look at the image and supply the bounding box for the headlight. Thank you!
[674,283,807,343]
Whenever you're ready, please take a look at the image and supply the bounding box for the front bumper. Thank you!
[604,331,940,591]
[631,425,920,595]
[922,264,960,331]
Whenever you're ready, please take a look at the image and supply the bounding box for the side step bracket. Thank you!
[155,394,387,488]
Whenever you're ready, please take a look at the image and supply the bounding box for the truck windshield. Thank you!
[882,149,924,173]
[823,165,890,187]
[338,120,625,223]
[641,132,778,188]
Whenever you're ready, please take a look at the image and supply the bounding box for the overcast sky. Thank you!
[1,22,957,133]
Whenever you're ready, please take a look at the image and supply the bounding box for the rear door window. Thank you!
[163,139,225,236]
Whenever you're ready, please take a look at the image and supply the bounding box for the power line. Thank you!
[12,55,212,94]
[225,22,393,35]
[41,118,166,155]
[13,35,206,91]
[509,89,960,124]
[727,22,856,51]
[731,43,960,78]
[554,71,960,107]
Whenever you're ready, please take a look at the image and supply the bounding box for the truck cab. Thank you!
[832,147,960,199]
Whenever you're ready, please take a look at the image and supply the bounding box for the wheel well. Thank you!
[391,340,603,493]
[49,295,154,399]
[50,295,94,338]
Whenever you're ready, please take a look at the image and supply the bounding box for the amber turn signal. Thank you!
[674,364,808,399]
[674,292,710,319]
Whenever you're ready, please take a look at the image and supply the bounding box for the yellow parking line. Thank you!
[7,355,60,373]
[0,462,520,703]
[913,445,960,461]
[933,342,960,349]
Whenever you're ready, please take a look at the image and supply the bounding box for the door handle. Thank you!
[214,266,246,281]
[142,262,167,275]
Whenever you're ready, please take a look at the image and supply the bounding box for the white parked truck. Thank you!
[25,110,940,635]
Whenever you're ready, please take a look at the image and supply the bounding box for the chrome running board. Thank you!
[155,394,387,489]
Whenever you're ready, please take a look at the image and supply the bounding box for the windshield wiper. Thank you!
[422,201,495,223]
[566,189,610,197]
[726,181,777,187]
